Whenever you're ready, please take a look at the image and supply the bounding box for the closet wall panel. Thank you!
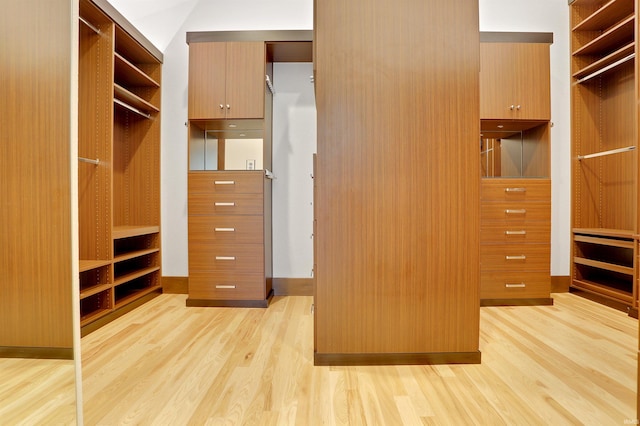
[314,0,480,362]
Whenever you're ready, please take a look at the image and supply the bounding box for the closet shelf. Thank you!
[80,283,112,300]
[573,43,634,82]
[115,52,160,88]
[114,266,160,287]
[573,256,634,275]
[572,278,634,302]
[572,0,634,32]
[114,84,159,116]
[114,284,162,309]
[79,259,112,272]
[574,234,635,248]
[81,308,112,327]
[573,228,635,239]
[572,15,634,57]
[113,225,160,240]
[114,248,159,263]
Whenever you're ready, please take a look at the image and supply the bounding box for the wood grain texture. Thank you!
[74,293,638,424]
[0,0,74,349]
[315,0,480,356]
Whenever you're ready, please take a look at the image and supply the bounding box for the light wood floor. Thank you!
[77,292,638,425]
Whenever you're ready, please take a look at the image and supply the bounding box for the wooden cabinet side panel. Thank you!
[315,0,480,355]
[188,42,226,120]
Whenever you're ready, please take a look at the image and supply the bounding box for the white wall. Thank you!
[480,0,571,276]
[109,0,571,278]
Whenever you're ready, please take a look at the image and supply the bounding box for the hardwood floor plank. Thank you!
[75,293,638,425]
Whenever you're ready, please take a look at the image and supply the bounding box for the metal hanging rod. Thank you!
[265,75,275,95]
[575,53,635,84]
[79,16,101,34]
[114,98,151,119]
[578,145,636,160]
[79,157,100,165]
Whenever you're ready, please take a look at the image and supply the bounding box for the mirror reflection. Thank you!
[190,126,264,171]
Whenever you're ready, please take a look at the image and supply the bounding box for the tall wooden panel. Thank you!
[0,0,74,357]
[314,0,480,364]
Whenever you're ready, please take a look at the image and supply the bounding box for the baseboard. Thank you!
[162,276,188,294]
[314,351,481,366]
[481,298,554,307]
[0,346,73,360]
[272,278,313,296]
[551,275,571,293]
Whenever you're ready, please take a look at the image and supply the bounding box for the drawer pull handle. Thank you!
[505,209,526,214]
[505,255,526,260]
[505,283,526,288]
[215,202,236,206]
[505,230,526,235]
[505,187,526,192]
[214,180,235,185]
[216,285,236,289]
[216,256,236,260]
[215,228,235,232]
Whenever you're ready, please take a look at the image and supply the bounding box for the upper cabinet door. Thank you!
[189,42,227,120]
[480,42,551,121]
[188,41,265,120]
[225,42,265,120]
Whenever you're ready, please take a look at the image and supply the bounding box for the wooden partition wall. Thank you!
[314,0,481,364]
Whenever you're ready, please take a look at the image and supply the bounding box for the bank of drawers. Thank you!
[188,171,266,301]
[480,178,551,300]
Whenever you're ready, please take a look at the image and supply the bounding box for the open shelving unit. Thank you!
[78,0,162,334]
[570,0,638,311]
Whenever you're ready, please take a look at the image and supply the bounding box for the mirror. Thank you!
[480,121,550,178]
[189,119,265,171]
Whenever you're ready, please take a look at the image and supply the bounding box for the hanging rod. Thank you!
[265,75,275,95]
[480,148,494,155]
[79,157,100,165]
[575,53,635,84]
[114,98,151,119]
[79,16,101,34]
[578,145,636,160]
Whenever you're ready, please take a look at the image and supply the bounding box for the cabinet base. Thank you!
[314,351,481,366]
[481,298,554,307]
[0,346,73,360]
[186,289,274,308]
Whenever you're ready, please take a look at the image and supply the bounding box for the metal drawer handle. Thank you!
[505,283,526,288]
[505,255,526,260]
[505,230,527,235]
[214,180,235,185]
[215,256,236,261]
[214,228,235,232]
[215,202,236,206]
[216,285,236,289]
[505,187,526,192]
[505,209,526,214]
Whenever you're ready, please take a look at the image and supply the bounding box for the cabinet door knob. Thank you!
[510,105,515,110]
[516,105,521,110]
[226,104,230,109]
[219,104,224,109]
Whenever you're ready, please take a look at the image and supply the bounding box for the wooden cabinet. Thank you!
[188,42,265,120]
[480,41,551,121]
[186,171,272,307]
[480,179,552,304]
[78,0,162,335]
[570,0,638,310]
[314,0,481,365]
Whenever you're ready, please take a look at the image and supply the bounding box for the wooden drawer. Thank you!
[481,271,551,299]
[189,171,264,195]
[189,193,263,215]
[480,201,550,222]
[481,222,550,243]
[189,272,266,300]
[189,215,263,244]
[481,179,550,201]
[189,243,264,273]
[480,244,550,271]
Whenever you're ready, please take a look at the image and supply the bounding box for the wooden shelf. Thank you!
[80,283,112,300]
[114,53,160,88]
[114,248,159,263]
[573,228,635,239]
[572,278,634,303]
[114,266,160,287]
[113,225,160,239]
[114,284,161,309]
[572,0,634,32]
[572,15,634,57]
[114,84,159,115]
[572,42,634,81]
[80,308,112,327]
[79,259,112,272]
[574,233,635,248]
[574,256,634,275]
